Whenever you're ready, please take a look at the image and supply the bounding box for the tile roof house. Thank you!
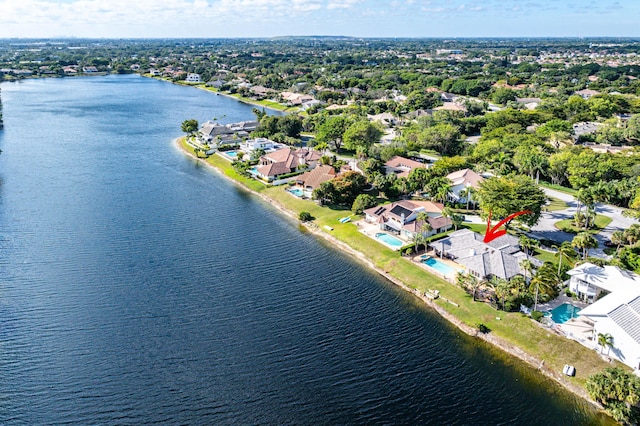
[574,89,601,99]
[364,199,452,240]
[428,229,542,281]
[255,147,322,182]
[573,263,640,369]
[384,156,429,179]
[446,169,484,204]
[295,165,337,191]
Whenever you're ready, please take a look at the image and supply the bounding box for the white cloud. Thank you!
[327,0,363,10]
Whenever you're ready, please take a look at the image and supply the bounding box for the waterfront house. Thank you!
[254,147,322,183]
[428,229,542,281]
[295,165,337,192]
[571,262,640,370]
[363,199,452,240]
[185,73,202,82]
[567,262,640,303]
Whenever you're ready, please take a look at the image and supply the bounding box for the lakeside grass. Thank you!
[179,139,614,396]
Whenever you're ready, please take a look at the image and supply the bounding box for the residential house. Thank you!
[198,120,259,144]
[574,89,601,99]
[571,263,640,369]
[428,229,542,281]
[446,168,484,204]
[568,262,639,302]
[249,85,274,98]
[295,164,337,192]
[384,156,429,179]
[206,79,226,89]
[515,97,542,110]
[364,200,452,240]
[185,73,202,82]
[254,147,322,183]
[82,66,98,73]
[240,137,278,152]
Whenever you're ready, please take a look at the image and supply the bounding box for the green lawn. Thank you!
[546,196,568,212]
[540,182,579,197]
[179,138,615,390]
[555,215,613,234]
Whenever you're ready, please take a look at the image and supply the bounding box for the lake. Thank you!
[0,75,610,424]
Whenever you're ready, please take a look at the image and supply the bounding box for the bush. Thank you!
[531,311,544,322]
[298,211,313,222]
[476,323,491,334]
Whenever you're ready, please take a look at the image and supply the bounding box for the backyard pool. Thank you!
[423,257,457,276]
[548,303,582,324]
[288,188,305,197]
[375,232,404,248]
[225,150,238,157]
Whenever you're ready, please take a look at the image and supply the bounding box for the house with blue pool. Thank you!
[363,199,453,241]
[567,263,640,371]
[428,229,542,281]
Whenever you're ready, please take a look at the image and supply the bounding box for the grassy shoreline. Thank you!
[175,137,616,415]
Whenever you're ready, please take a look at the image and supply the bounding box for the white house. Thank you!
[363,200,452,240]
[446,168,484,204]
[568,262,639,303]
[240,137,277,152]
[568,263,640,370]
[185,73,202,82]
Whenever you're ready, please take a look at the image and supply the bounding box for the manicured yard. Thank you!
[555,215,613,234]
[540,182,579,196]
[546,196,568,212]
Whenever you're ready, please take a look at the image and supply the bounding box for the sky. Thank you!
[0,0,639,39]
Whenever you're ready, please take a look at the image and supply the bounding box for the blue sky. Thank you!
[0,0,638,38]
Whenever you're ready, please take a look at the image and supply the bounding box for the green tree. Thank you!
[586,367,640,424]
[571,232,599,260]
[476,175,547,228]
[553,241,576,275]
[352,193,377,214]
[181,119,199,136]
[597,332,614,355]
[315,115,351,152]
[342,120,383,152]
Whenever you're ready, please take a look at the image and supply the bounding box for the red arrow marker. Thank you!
[484,210,533,243]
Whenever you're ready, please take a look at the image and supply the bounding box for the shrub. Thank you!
[298,211,313,222]
[531,311,544,322]
[476,323,491,334]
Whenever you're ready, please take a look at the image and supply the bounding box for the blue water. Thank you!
[0,75,611,425]
[424,257,457,275]
[288,188,305,197]
[375,232,404,247]
[225,150,238,157]
[551,303,582,324]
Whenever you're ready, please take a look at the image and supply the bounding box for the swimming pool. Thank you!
[225,150,238,157]
[423,257,457,275]
[548,303,582,324]
[375,232,404,248]
[288,188,305,197]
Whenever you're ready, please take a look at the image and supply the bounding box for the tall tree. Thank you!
[476,174,547,228]
[181,119,199,137]
[572,232,599,260]
[315,115,351,152]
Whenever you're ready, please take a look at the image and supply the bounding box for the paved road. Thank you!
[532,188,638,258]
[464,187,638,258]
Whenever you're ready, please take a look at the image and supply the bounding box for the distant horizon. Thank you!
[2,35,640,41]
[1,0,639,39]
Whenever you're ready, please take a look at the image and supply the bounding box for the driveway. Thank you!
[530,187,639,258]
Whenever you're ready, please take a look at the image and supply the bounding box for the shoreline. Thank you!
[174,137,604,413]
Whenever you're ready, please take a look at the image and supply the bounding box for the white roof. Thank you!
[580,288,640,345]
[568,262,640,293]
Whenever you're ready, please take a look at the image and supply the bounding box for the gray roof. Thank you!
[429,229,540,280]
[608,296,640,345]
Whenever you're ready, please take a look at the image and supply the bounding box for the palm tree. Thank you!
[414,212,432,252]
[519,235,539,256]
[461,186,475,211]
[553,241,576,276]
[530,264,559,311]
[597,332,614,355]
[520,259,535,282]
[610,230,626,255]
[572,232,599,260]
